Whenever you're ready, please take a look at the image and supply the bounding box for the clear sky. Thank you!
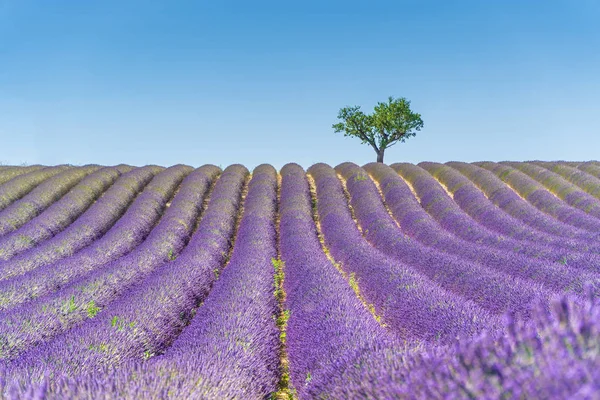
[1,0,599,168]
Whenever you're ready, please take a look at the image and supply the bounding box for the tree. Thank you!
[332,96,424,163]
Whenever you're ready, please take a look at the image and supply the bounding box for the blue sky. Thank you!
[1,0,599,168]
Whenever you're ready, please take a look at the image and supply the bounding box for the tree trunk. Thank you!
[376,149,385,163]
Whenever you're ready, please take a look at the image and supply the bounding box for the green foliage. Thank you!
[61,295,77,315]
[86,300,101,318]
[348,272,360,293]
[305,372,312,383]
[143,349,155,360]
[353,173,368,182]
[559,256,569,266]
[272,258,286,301]
[333,96,424,162]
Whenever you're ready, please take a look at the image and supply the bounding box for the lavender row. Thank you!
[477,162,600,232]
[421,162,593,246]
[533,161,600,200]
[0,166,127,261]
[280,163,392,398]
[0,165,236,361]
[308,163,497,343]
[307,295,600,398]
[577,162,600,179]
[364,162,598,295]
[0,166,44,187]
[9,164,248,380]
[422,162,600,259]
[21,165,276,398]
[0,165,103,236]
[505,161,600,221]
[392,163,600,272]
[0,166,73,211]
[0,166,162,282]
[138,164,280,398]
[337,162,552,318]
[0,165,214,312]
[446,161,596,242]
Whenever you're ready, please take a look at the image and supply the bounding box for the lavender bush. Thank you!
[337,162,554,318]
[392,162,600,272]
[364,162,599,296]
[0,161,596,399]
[533,161,600,199]
[308,295,600,399]
[447,161,596,241]
[0,166,44,186]
[0,165,103,236]
[8,164,250,378]
[0,166,72,211]
[308,163,497,343]
[0,165,218,312]
[477,161,600,232]
[281,163,393,398]
[0,165,128,260]
[0,165,161,281]
[504,161,600,219]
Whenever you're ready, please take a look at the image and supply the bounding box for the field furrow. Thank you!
[0,166,131,261]
[424,162,600,263]
[280,163,393,397]
[0,165,216,312]
[446,161,596,241]
[0,161,597,399]
[423,162,592,244]
[0,165,104,236]
[533,161,600,199]
[576,161,600,178]
[8,164,250,378]
[0,165,241,361]
[364,162,598,295]
[0,166,45,186]
[505,161,600,219]
[308,163,498,343]
[477,162,600,232]
[392,163,600,272]
[0,166,73,211]
[0,166,162,281]
[337,162,553,317]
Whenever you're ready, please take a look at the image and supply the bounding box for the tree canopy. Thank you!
[333,96,424,163]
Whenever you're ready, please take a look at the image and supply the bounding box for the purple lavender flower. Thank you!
[6,164,244,376]
[0,166,127,260]
[504,161,600,220]
[447,161,596,241]
[421,161,598,245]
[337,162,553,318]
[0,165,162,281]
[364,162,599,297]
[280,163,393,397]
[392,162,600,273]
[0,165,240,362]
[533,161,600,200]
[308,295,600,399]
[0,165,219,312]
[0,166,103,237]
[0,165,45,186]
[308,163,498,343]
[0,166,73,211]
[477,161,600,232]
[577,161,600,179]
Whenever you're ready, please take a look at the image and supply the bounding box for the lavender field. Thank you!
[0,161,598,399]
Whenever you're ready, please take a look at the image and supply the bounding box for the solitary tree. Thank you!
[333,96,424,163]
